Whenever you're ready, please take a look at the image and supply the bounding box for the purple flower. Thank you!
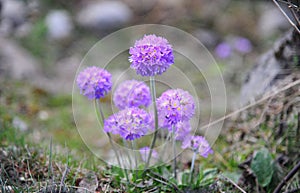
[234,37,252,54]
[157,89,195,128]
[215,42,232,59]
[104,107,152,141]
[129,34,174,76]
[76,66,112,100]
[182,135,213,158]
[113,80,151,110]
[139,146,158,162]
[174,121,192,141]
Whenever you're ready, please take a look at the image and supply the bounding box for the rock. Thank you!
[0,0,27,35]
[76,171,98,193]
[258,4,290,38]
[240,29,300,104]
[123,0,156,14]
[45,10,73,41]
[76,1,132,31]
[192,29,219,48]
[12,117,28,132]
[0,37,40,80]
[51,56,80,93]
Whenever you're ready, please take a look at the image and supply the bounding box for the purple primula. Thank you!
[182,135,213,158]
[139,146,158,162]
[215,42,232,59]
[104,107,152,141]
[113,80,151,110]
[76,66,112,100]
[174,121,192,141]
[157,89,195,128]
[129,34,174,76]
[234,37,252,54]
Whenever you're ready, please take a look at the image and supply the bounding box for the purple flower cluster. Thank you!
[215,42,232,59]
[214,36,253,59]
[182,135,213,158]
[129,34,174,76]
[76,66,112,100]
[104,107,152,141]
[113,80,151,110]
[157,89,195,128]
[139,146,158,162]
[234,37,252,54]
[173,121,191,141]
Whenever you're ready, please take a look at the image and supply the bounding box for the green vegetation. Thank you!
[1,79,299,192]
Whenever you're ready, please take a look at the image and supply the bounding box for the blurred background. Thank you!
[0,0,293,154]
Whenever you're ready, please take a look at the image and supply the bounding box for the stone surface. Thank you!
[45,10,73,41]
[240,29,300,104]
[0,0,27,35]
[76,1,132,31]
[258,4,290,38]
[12,117,28,132]
[0,37,40,80]
[0,37,79,94]
[123,0,156,14]
[192,29,219,48]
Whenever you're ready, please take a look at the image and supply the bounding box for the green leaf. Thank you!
[180,171,190,185]
[250,148,274,187]
[222,172,241,184]
[197,168,218,186]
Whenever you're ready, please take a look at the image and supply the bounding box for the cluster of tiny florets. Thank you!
[157,89,195,128]
[104,107,152,141]
[129,34,174,76]
[113,80,151,110]
[182,135,213,158]
[76,66,112,100]
[173,121,191,141]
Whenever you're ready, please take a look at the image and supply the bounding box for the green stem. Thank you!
[160,130,171,162]
[145,76,158,169]
[123,139,133,169]
[189,151,196,184]
[172,125,177,179]
[132,140,138,177]
[94,100,129,183]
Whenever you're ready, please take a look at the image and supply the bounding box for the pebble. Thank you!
[76,1,132,31]
[45,10,73,41]
[12,117,28,132]
[258,4,290,37]
[38,110,49,121]
[0,0,26,35]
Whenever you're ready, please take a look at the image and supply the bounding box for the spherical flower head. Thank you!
[182,135,213,158]
[139,146,158,162]
[76,66,112,100]
[234,37,252,54]
[129,34,174,76]
[113,80,151,110]
[215,42,232,59]
[174,121,192,141]
[157,89,195,128]
[104,107,152,141]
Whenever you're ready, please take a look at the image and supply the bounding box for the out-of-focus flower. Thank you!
[182,135,213,158]
[104,107,152,140]
[76,66,112,100]
[157,89,195,128]
[214,42,232,59]
[113,80,151,110]
[139,146,158,162]
[234,37,252,54]
[129,34,174,76]
[173,121,192,141]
